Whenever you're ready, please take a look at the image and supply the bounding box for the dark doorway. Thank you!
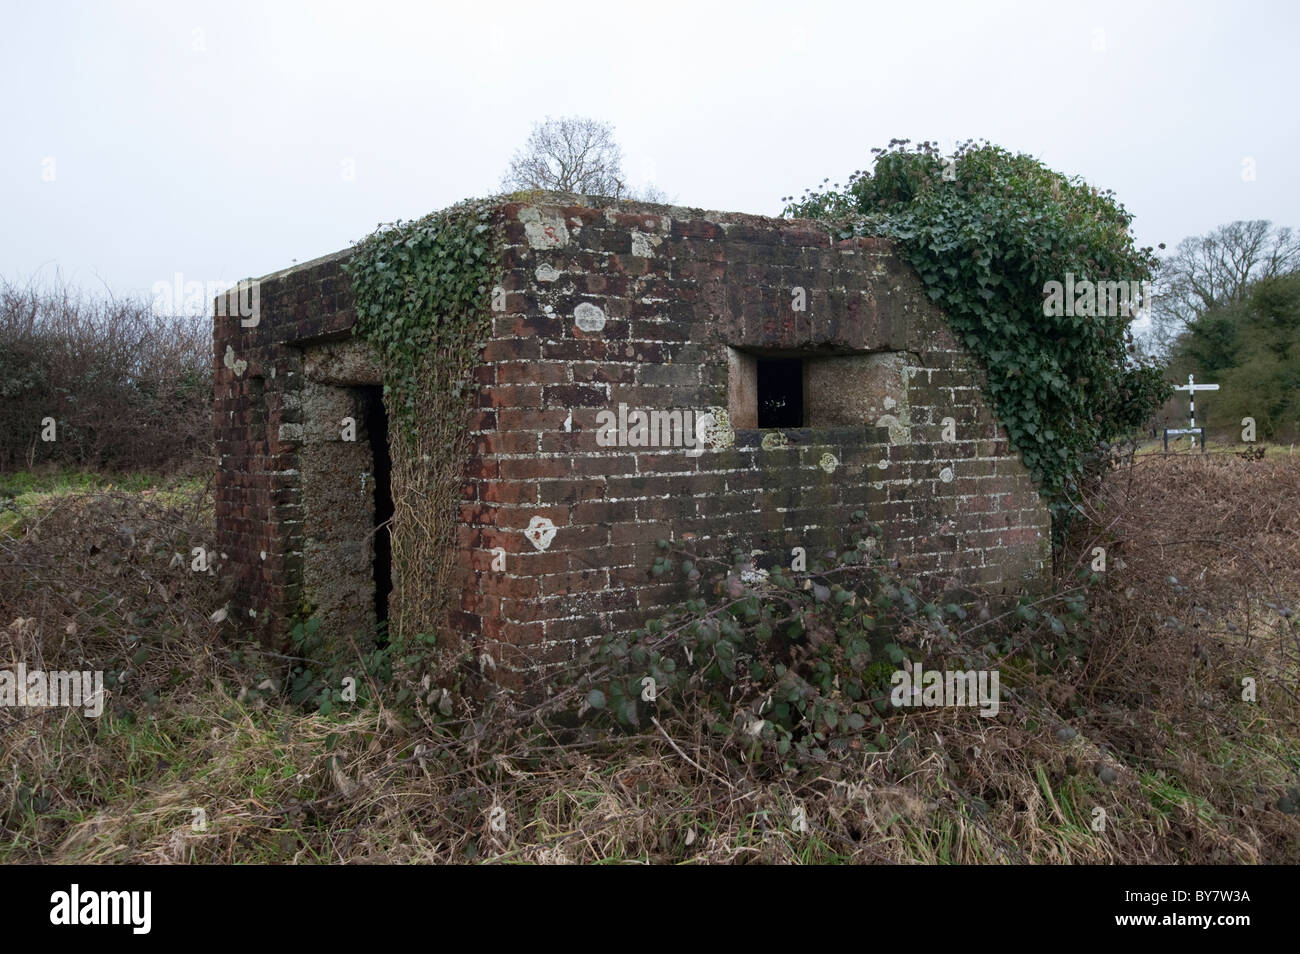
[757,358,804,428]
[361,386,393,640]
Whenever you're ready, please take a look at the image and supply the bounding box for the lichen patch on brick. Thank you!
[573,302,606,333]
[631,230,662,257]
[519,206,569,249]
[223,344,247,377]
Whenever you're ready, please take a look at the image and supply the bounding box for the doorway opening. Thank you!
[361,385,393,641]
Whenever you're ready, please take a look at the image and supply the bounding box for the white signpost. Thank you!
[1167,373,1220,450]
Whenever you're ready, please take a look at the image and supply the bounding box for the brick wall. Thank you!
[214,195,1051,675]
[212,249,357,643]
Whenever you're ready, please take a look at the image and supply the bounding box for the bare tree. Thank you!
[1147,220,1300,356]
[502,116,625,196]
[500,116,671,202]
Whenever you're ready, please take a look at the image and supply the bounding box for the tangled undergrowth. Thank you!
[0,451,1297,863]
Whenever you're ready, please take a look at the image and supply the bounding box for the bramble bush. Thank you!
[578,512,1090,774]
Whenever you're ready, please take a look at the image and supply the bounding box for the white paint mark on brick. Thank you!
[524,516,558,551]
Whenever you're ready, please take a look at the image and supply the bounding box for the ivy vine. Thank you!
[343,198,503,689]
[345,198,502,441]
[782,140,1170,528]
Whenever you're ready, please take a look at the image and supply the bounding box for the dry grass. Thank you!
[0,453,1297,864]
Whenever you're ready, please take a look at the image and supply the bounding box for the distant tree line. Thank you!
[1147,221,1300,441]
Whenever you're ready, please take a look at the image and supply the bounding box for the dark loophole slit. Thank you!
[757,358,804,428]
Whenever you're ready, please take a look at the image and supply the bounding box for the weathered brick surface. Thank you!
[213,249,359,643]
[215,196,1051,668]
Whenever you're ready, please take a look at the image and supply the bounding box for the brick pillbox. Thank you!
[213,193,1050,686]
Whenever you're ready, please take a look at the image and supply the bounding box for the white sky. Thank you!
[2,0,1296,303]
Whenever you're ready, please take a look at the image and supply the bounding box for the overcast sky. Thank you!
[3,0,1296,305]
